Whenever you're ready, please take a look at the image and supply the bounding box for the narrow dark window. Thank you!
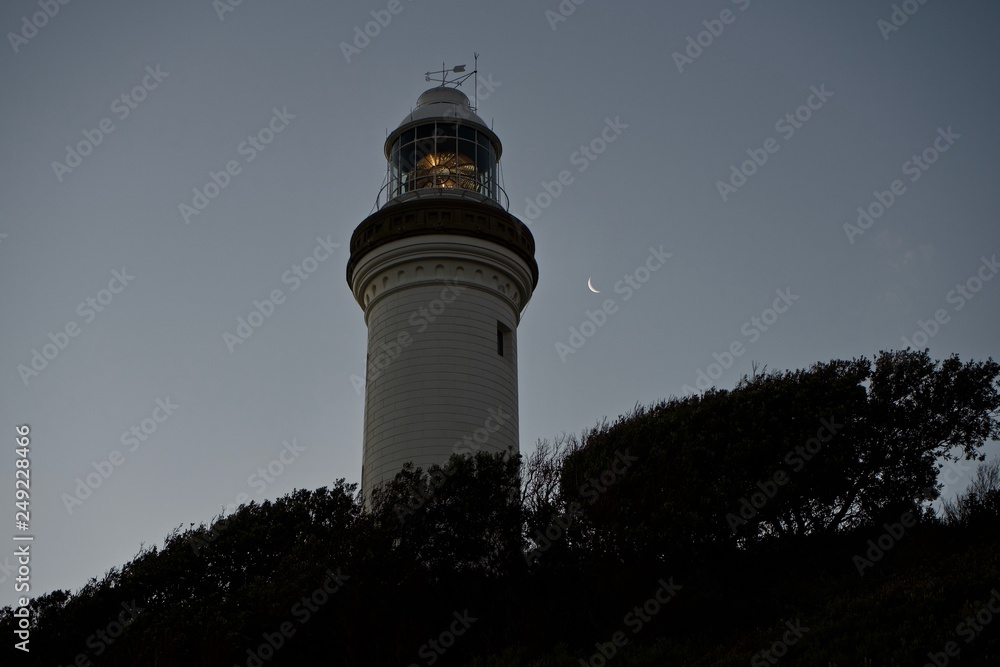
[497,321,511,358]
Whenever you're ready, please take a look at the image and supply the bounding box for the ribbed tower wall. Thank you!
[348,198,537,497]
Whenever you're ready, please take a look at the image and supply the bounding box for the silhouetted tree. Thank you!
[555,350,1000,563]
[4,350,999,666]
[942,459,1000,528]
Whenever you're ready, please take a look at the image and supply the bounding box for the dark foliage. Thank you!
[3,350,998,666]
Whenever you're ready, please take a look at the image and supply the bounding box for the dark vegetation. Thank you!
[4,349,1000,666]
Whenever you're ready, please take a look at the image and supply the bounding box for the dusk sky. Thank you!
[1,0,998,608]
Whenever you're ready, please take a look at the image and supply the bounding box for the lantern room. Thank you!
[380,86,506,209]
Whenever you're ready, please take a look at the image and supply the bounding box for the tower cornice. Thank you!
[347,197,538,290]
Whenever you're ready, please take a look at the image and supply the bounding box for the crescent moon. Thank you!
[587,277,600,294]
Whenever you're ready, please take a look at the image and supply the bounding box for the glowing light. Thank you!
[413,152,480,191]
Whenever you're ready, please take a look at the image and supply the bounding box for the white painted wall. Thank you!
[350,234,536,496]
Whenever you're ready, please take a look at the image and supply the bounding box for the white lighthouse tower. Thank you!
[347,69,539,498]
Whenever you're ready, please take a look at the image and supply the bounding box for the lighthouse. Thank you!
[347,70,539,498]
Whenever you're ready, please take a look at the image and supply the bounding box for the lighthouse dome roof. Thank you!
[396,86,490,130]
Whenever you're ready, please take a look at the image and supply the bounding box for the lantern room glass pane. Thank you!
[436,123,457,139]
[476,143,493,176]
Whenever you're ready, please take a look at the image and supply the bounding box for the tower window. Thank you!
[497,322,511,357]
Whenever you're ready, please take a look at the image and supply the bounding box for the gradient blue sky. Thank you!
[1,0,998,608]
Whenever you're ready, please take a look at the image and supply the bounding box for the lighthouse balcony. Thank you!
[376,182,510,212]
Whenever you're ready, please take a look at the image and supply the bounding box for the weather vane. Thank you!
[425,54,479,91]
